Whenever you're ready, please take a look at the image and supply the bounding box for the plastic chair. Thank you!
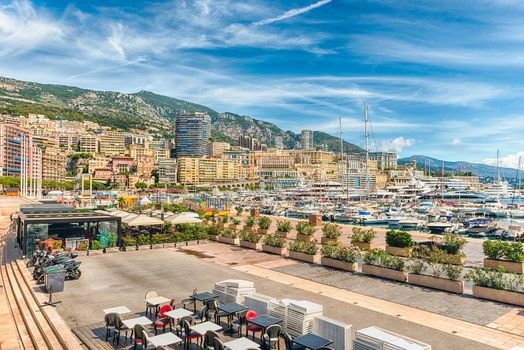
[181,288,198,312]
[317,347,335,350]
[113,314,130,346]
[263,324,282,350]
[204,330,220,350]
[213,337,225,350]
[104,312,117,341]
[133,324,147,350]
[145,290,158,317]
[183,319,204,350]
[176,316,193,337]
[281,332,305,350]
[231,310,248,337]
[154,304,173,334]
[193,306,210,324]
[246,310,263,340]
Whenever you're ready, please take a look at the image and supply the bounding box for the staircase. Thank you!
[0,216,84,350]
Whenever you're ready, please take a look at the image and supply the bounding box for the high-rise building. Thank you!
[177,157,240,184]
[274,136,283,149]
[238,135,267,151]
[300,129,314,149]
[207,141,231,157]
[79,135,99,153]
[369,151,398,170]
[158,159,178,184]
[99,131,126,156]
[175,112,211,158]
[0,124,34,177]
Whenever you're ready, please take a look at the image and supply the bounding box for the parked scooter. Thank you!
[31,251,80,283]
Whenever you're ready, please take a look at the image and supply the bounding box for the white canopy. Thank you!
[122,214,164,226]
[165,213,203,224]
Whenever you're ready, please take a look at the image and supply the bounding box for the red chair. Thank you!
[183,319,204,349]
[154,304,173,334]
[246,310,263,340]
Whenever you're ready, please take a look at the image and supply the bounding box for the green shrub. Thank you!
[483,240,524,262]
[385,230,412,248]
[466,268,508,290]
[207,225,220,236]
[258,216,272,230]
[408,259,426,275]
[90,240,104,250]
[296,221,316,236]
[232,219,241,226]
[221,215,229,223]
[108,232,118,247]
[322,223,341,239]
[351,227,375,243]
[289,240,318,255]
[263,234,286,248]
[219,228,238,238]
[440,233,467,255]
[236,207,243,216]
[122,235,136,247]
[277,220,292,233]
[443,264,463,281]
[52,240,63,250]
[240,229,260,243]
[364,249,405,271]
[245,216,256,228]
[321,243,359,263]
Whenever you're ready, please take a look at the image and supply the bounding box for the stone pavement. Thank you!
[53,244,524,350]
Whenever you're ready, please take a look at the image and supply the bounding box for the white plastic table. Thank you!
[190,321,222,335]
[224,337,261,350]
[165,308,193,319]
[122,316,152,329]
[103,306,131,315]
[145,296,171,306]
[148,333,182,347]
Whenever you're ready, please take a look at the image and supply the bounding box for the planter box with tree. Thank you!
[321,223,341,245]
[207,226,220,241]
[276,220,292,238]
[289,240,320,263]
[350,227,375,250]
[88,239,105,256]
[296,221,317,242]
[363,249,408,282]
[245,216,257,233]
[407,258,464,294]
[257,216,272,236]
[467,268,524,306]
[385,230,413,257]
[321,244,359,272]
[219,228,240,245]
[262,234,288,256]
[483,240,524,274]
[231,219,241,231]
[240,229,262,250]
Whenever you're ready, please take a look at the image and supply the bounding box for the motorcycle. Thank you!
[33,259,82,284]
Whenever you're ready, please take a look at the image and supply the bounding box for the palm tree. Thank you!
[117,197,125,209]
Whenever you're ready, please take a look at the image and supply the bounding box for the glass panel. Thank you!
[100,220,118,247]
[26,223,49,257]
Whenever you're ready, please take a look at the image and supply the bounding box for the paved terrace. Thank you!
[50,243,524,350]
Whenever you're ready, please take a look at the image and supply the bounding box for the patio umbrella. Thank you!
[123,214,164,226]
[165,213,203,224]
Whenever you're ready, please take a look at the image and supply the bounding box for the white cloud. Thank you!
[381,137,415,153]
[483,151,524,169]
[452,137,461,145]
[254,0,332,26]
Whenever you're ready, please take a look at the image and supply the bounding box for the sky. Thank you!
[1,0,524,167]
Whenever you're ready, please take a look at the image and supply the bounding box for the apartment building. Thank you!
[79,135,99,153]
[175,113,211,158]
[99,131,126,156]
[158,159,177,184]
[207,141,231,158]
[177,157,240,184]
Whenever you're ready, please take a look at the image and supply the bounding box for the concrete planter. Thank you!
[258,229,269,235]
[74,250,88,256]
[122,245,137,251]
[296,234,316,242]
[444,254,466,266]
[220,237,240,245]
[408,274,464,294]
[289,251,320,264]
[106,246,121,253]
[276,231,291,238]
[472,285,524,307]
[321,237,339,245]
[362,264,408,282]
[262,245,288,256]
[351,242,374,251]
[240,241,262,250]
[208,234,220,242]
[321,257,358,272]
[164,242,176,249]
[386,245,413,257]
[138,244,151,250]
[87,249,103,256]
[152,243,164,249]
[484,258,524,274]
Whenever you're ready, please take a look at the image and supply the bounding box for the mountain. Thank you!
[0,76,362,153]
[399,155,519,178]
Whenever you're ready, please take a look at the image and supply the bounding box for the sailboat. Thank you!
[482,150,512,200]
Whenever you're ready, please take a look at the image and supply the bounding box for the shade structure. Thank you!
[165,213,203,224]
[123,213,164,226]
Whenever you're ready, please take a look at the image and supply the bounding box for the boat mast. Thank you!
[514,156,521,202]
[339,117,349,204]
[496,149,501,183]
[363,102,370,200]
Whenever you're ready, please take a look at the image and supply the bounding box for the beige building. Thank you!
[99,131,126,156]
[207,141,231,158]
[79,135,99,153]
[177,158,240,184]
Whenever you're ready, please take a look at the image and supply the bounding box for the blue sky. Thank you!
[1,0,524,167]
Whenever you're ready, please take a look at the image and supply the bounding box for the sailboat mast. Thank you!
[496,149,501,182]
[364,102,370,200]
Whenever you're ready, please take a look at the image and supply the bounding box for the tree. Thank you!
[151,169,159,185]
[117,197,125,209]
[135,182,148,190]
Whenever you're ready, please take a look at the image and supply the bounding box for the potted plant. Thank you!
[321,243,359,272]
[207,225,220,241]
[426,233,467,265]
[122,235,137,251]
[137,233,151,250]
[231,218,241,230]
[321,223,342,245]
[483,240,524,274]
[106,232,120,253]
[257,216,272,235]
[88,239,105,256]
[276,220,292,238]
[385,230,413,257]
[467,268,524,306]
[296,221,317,242]
[52,240,64,251]
[236,207,243,216]
[262,234,288,256]
[407,256,464,294]
[240,229,262,250]
[350,227,375,250]
[245,216,256,232]
[362,249,408,282]
[219,228,240,245]
[289,240,320,263]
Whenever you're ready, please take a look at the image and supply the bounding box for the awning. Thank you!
[122,214,164,226]
[165,213,203,224]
